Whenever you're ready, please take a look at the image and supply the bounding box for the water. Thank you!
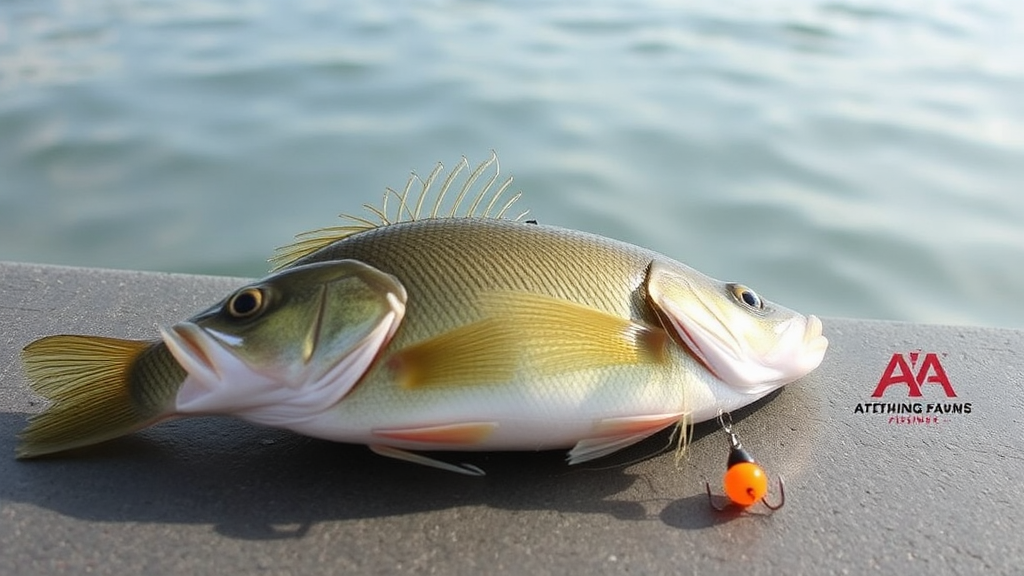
[1,0,1023,329]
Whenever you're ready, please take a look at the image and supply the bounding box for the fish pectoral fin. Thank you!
[481,291,670,374]
[369,444,486,476]
[567,413,684,465]
[387,319,518,388]
[389,291,668,389]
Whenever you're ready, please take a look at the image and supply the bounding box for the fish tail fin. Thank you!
[17,335,174,459]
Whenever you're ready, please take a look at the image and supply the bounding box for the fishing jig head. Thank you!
[705,411,785,512]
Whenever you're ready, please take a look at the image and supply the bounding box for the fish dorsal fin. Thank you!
[270,152,529,271]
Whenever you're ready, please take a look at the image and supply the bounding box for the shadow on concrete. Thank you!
[0,413,681,539]
[1,390,795,540]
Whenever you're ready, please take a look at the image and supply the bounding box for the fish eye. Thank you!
[730,284,764,310]
[226,287,266,319]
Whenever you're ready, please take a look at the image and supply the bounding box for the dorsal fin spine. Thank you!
[269,152,528,271]
[431,156,465,219]
[448,155,489,218]
[362,203,389,225]
[411,161,443,220]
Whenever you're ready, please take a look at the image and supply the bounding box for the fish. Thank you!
[16,155,828,475]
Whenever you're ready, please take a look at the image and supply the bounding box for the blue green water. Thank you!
[2,0,1023,329]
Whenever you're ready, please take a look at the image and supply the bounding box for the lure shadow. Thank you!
[659,494,732,530]
[658,493,781,531]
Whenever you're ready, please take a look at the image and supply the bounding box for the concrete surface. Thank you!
[1,260,1021,575]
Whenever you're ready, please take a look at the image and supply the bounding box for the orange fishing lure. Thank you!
[705,411,785,512]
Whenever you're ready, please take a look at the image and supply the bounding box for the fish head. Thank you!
[647,260,828,413]
[160,260,407,421]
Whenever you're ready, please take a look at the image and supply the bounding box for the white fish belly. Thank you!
[282,363,701,452]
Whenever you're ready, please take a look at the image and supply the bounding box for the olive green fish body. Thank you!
[17,157,828,474]
[294,218,662,346]
[285,218,705,455]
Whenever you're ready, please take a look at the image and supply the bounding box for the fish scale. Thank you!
[291,218,659,336]
[266,217,807,462]
[17,170,826,474]
[267,219,694,447]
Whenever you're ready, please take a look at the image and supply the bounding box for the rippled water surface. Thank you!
[2,0,1023,328]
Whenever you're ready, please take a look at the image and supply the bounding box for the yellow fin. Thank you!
[389,318,518,388]
[373,422,498,445]
[390,291,668,389]
[17,335,164,458]
[481,291,669,375]
[270,152,529,271]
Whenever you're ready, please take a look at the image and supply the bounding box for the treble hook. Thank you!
[705,410,785,512]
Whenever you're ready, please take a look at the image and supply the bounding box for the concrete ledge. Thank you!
[1,261,1021,575]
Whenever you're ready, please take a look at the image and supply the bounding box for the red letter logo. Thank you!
[871,352,956,398]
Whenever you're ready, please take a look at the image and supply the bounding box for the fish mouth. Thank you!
[159,321,256,413]
[799,314,829,368]
[160,322,226,387]
[804,315,826,348]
